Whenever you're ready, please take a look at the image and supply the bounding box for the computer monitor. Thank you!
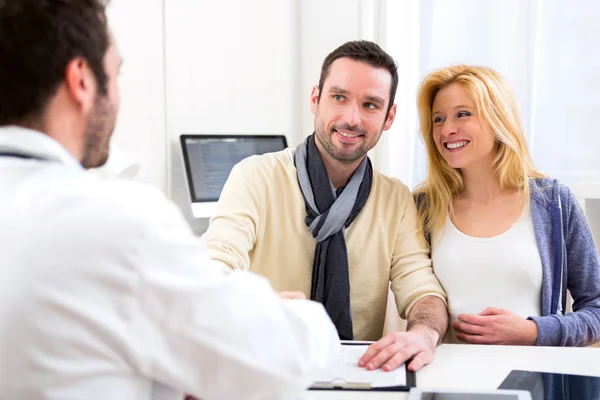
[180,134,288,218]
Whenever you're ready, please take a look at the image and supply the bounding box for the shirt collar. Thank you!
[0,125,83,170]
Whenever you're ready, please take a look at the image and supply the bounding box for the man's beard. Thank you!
[81,94,116,169]
[315,122,370,164]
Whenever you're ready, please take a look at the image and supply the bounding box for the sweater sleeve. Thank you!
[390,188,447,319]
[532,185,600,346]
[200,160,262,271]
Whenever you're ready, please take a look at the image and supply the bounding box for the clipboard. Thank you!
[309,341,416,392]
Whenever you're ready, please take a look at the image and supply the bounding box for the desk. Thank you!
[299,344,600,399]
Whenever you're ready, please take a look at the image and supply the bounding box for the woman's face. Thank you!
[431,83,496,170]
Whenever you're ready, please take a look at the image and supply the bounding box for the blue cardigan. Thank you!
[417,179,600,346]
[529,178,600,346]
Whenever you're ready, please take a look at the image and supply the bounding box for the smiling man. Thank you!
[202,41,448,372]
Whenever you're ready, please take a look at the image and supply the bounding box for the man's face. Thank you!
[311,57,396,164]
[81,35,121,169]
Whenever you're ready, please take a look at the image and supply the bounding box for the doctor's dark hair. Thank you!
[317,40,399,116]
[0,0,111,125]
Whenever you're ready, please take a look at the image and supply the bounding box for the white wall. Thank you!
[525,1,600,185]
[107,0,166,192]
[164,0,303,231]
[298,0,362,142]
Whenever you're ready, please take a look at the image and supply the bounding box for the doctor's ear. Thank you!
[64,57,97,114]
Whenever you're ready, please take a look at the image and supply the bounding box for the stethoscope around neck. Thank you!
[0,151,48,161]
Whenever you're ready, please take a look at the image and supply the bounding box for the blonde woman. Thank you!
[414,65,600,346]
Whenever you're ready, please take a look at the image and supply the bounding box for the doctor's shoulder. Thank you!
[63,179,189,236]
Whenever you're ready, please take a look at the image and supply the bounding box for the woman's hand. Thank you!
[453,307,538,345]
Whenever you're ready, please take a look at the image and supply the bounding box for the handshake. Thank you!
[279,291,307,300]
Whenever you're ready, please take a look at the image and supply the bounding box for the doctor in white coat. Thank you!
[0,1,339,399]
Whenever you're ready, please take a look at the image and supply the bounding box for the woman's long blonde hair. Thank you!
[414,65,546,236]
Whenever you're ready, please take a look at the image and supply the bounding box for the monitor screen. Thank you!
[180,134,287,203]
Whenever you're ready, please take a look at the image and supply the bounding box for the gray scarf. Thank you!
[294,134,373,340]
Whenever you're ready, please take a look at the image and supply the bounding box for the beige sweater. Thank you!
[202,149,446,340]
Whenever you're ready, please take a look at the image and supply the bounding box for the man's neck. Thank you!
[314,140,363,189]
[19,104,85,164]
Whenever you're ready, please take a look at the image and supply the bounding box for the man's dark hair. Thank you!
[0,0,110,125]
[318,40,398,116]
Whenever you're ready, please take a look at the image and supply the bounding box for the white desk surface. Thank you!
[300,344,600,399]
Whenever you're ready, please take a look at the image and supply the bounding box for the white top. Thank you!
[0,126,340,400]
[431,204,543,343]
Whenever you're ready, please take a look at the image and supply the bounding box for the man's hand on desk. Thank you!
[454,307,538,345]
[358,296,447,373]
[357,327,438,373]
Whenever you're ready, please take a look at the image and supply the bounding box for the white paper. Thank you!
[313,345,407,388]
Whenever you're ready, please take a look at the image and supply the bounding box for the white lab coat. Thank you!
[0,126,340,400]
